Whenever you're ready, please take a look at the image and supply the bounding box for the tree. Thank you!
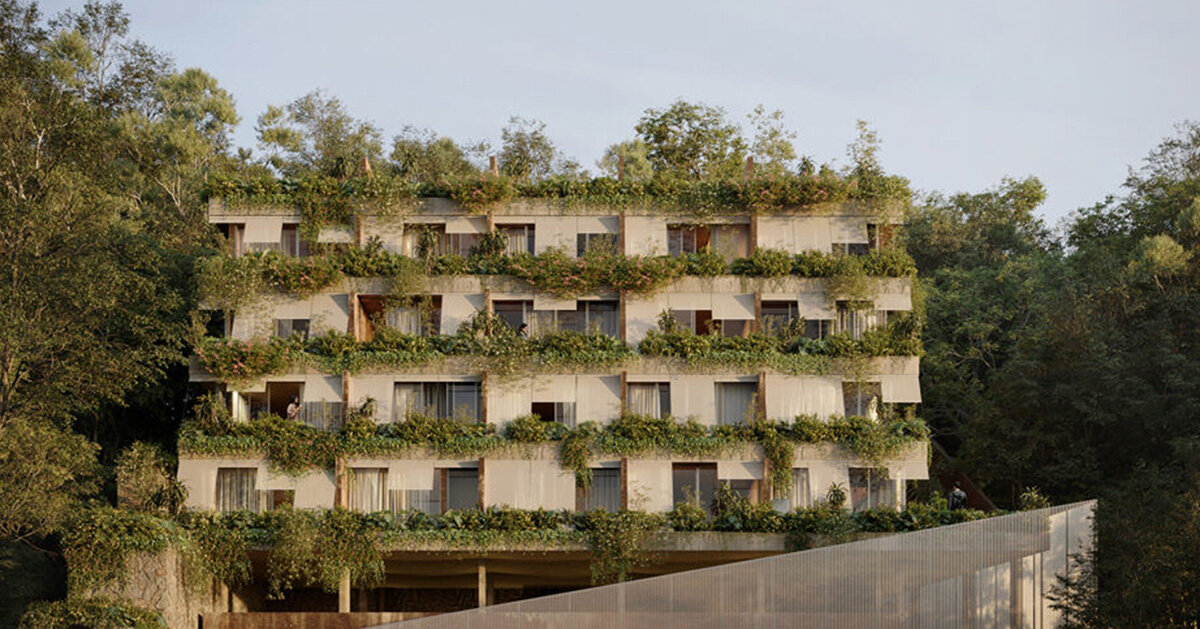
[0,418,98,542]
[596,139,652,182]
[497,116,578,180]
[634,99,746,179]
[389,125,480,183]
[255,89,383,177]
[746,105,796,174]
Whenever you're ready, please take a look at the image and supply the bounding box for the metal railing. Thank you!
[379,501,1094,629]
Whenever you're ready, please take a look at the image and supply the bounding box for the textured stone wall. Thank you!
[89,547,224,629]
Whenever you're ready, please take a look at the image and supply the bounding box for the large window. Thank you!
[348,468,388,513]
[386,297,442,336]
[497,224,535,255]
[715,382,757,425]
[273,318,310,341]
[627,383,671,418]
[394,382,482,422]
[790,468,811,509]
[579,468,621,512]
[497,300,619,337]
[667,224,748,261]
[842,382,882,419]
[576,233,617,257]
[672,463,717,511]
[804,318,834,340]
[836,300,876,340]
[215,468,257,513]
[281,223,310,257]
[443,468,479,512]
[531,401,576,428]
[849,468,897,511]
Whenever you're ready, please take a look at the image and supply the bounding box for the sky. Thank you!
[37,0,1200,223]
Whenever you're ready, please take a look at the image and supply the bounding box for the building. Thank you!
[178,183,929,614]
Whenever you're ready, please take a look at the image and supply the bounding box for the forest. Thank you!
[2,1,1200,626]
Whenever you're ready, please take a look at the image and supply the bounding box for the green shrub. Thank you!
[20,597,166,629]
[668,502,710,531]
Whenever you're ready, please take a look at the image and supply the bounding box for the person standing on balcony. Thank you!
[286,395,302,422]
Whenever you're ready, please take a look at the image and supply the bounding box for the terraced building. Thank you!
[179,174,930,614]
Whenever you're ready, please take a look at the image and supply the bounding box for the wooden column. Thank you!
[753,290,763,334]
[347,291,359,339]
[761,455,772,504]
[618,210,627,254]
[342,370,352,424]
[749,213,759,255]
[618,290,628,343]
[757,371,768,421]
[477,458,486,510]
[620,457,629,510]
[480,372,489,425]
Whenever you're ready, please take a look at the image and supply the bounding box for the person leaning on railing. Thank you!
[286,395,302,422]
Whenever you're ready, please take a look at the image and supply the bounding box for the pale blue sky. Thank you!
[39,0,1200,221]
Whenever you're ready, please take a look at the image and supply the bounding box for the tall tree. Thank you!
[596,139,652,182]
[389,125,480,183]
[746,105,796,175]
[497,116,578,180]
[255,89,383,177]
[634,99,746,179]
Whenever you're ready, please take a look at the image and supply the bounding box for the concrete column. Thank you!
[619,371,628,415]
[477,562,488,608]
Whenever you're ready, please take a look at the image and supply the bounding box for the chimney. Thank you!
[361,156,373,177]
[489,155,499,176]
[618,153,626,182]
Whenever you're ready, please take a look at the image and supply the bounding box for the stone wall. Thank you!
[88,547,225,629]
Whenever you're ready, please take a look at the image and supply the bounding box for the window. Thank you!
[402,224,444,258]
[389,488,437,514]
[831,242,870,257]
[281,223,310,257]
[273,319,310,340]
[715,382,757,425]
[627,383,671,418]
[262,490,294,511]
[836,300,876,340]
[386,297,442,336]
[667,225,707,256]
[394,382,482,422]
[217,223,245,257]
[576,233,617,257]
[717,319,748,337]
[849,468,896,511]
[761,301,799,334]
[669,309,714,334]
[348,468,388,513]
[579,468,621,512]
[803,318,834,340]
[443,468,479,512]
[531,402,576,428]
[498,224,535,255]
[790,468,811,509]
[672,463,717,511]
[666,224,748,261]
[215,468,257,513]
[708,224,749,261]
[843,382,882,419]
[493,300,532,332]
[441,233,479,257]
[514,300,619,338]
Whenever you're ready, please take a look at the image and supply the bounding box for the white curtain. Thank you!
[349,468,387,512]
[215,468,257,512]
[716,383,756,425]
[393,383,422,421]
[583,469,621,511]
[792,468,811,509]
[230,391,250,422]
[628,384,661,417]
[387,307,422,335]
